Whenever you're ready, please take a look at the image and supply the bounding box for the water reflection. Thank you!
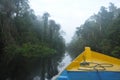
[58,52,72,71]
[52,52,72,80]
[33,52,71,80]
[33,76,40,80]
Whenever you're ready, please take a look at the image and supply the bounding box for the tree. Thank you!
[67,3,120,59]
[0,0,65,80]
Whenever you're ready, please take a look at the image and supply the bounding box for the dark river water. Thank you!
[33,52,72,80]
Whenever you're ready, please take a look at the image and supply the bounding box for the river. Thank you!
[33,52,72,80]
[52,52,72,80]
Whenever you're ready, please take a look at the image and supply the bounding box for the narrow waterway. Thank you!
[33,52,72,80]
[52,52,72,80]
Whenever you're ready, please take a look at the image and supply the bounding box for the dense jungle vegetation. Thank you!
[67,3,120,59]
[0,0,120,80]
[0,0,65,80]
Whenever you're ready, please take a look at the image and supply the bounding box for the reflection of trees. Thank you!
[0,0,65,80]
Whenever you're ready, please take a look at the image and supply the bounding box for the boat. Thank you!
[57,47,120,80]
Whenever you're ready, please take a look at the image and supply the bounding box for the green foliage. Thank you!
[111,46,120,57]
[20,43,56,58]
[0,0,65,80]
[5,43,56,58]
[68,3,120,59]
[4,45,19,62]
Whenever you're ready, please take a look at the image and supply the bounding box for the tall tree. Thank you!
[0,0,65,80]
[67,3,120,59]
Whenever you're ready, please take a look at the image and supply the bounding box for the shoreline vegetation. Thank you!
[0,1,120,80]
[0,0,65,80]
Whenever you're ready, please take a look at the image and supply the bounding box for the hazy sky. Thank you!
[29,0,120,43]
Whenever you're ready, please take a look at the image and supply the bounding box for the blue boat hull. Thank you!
[57,70,120,80]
